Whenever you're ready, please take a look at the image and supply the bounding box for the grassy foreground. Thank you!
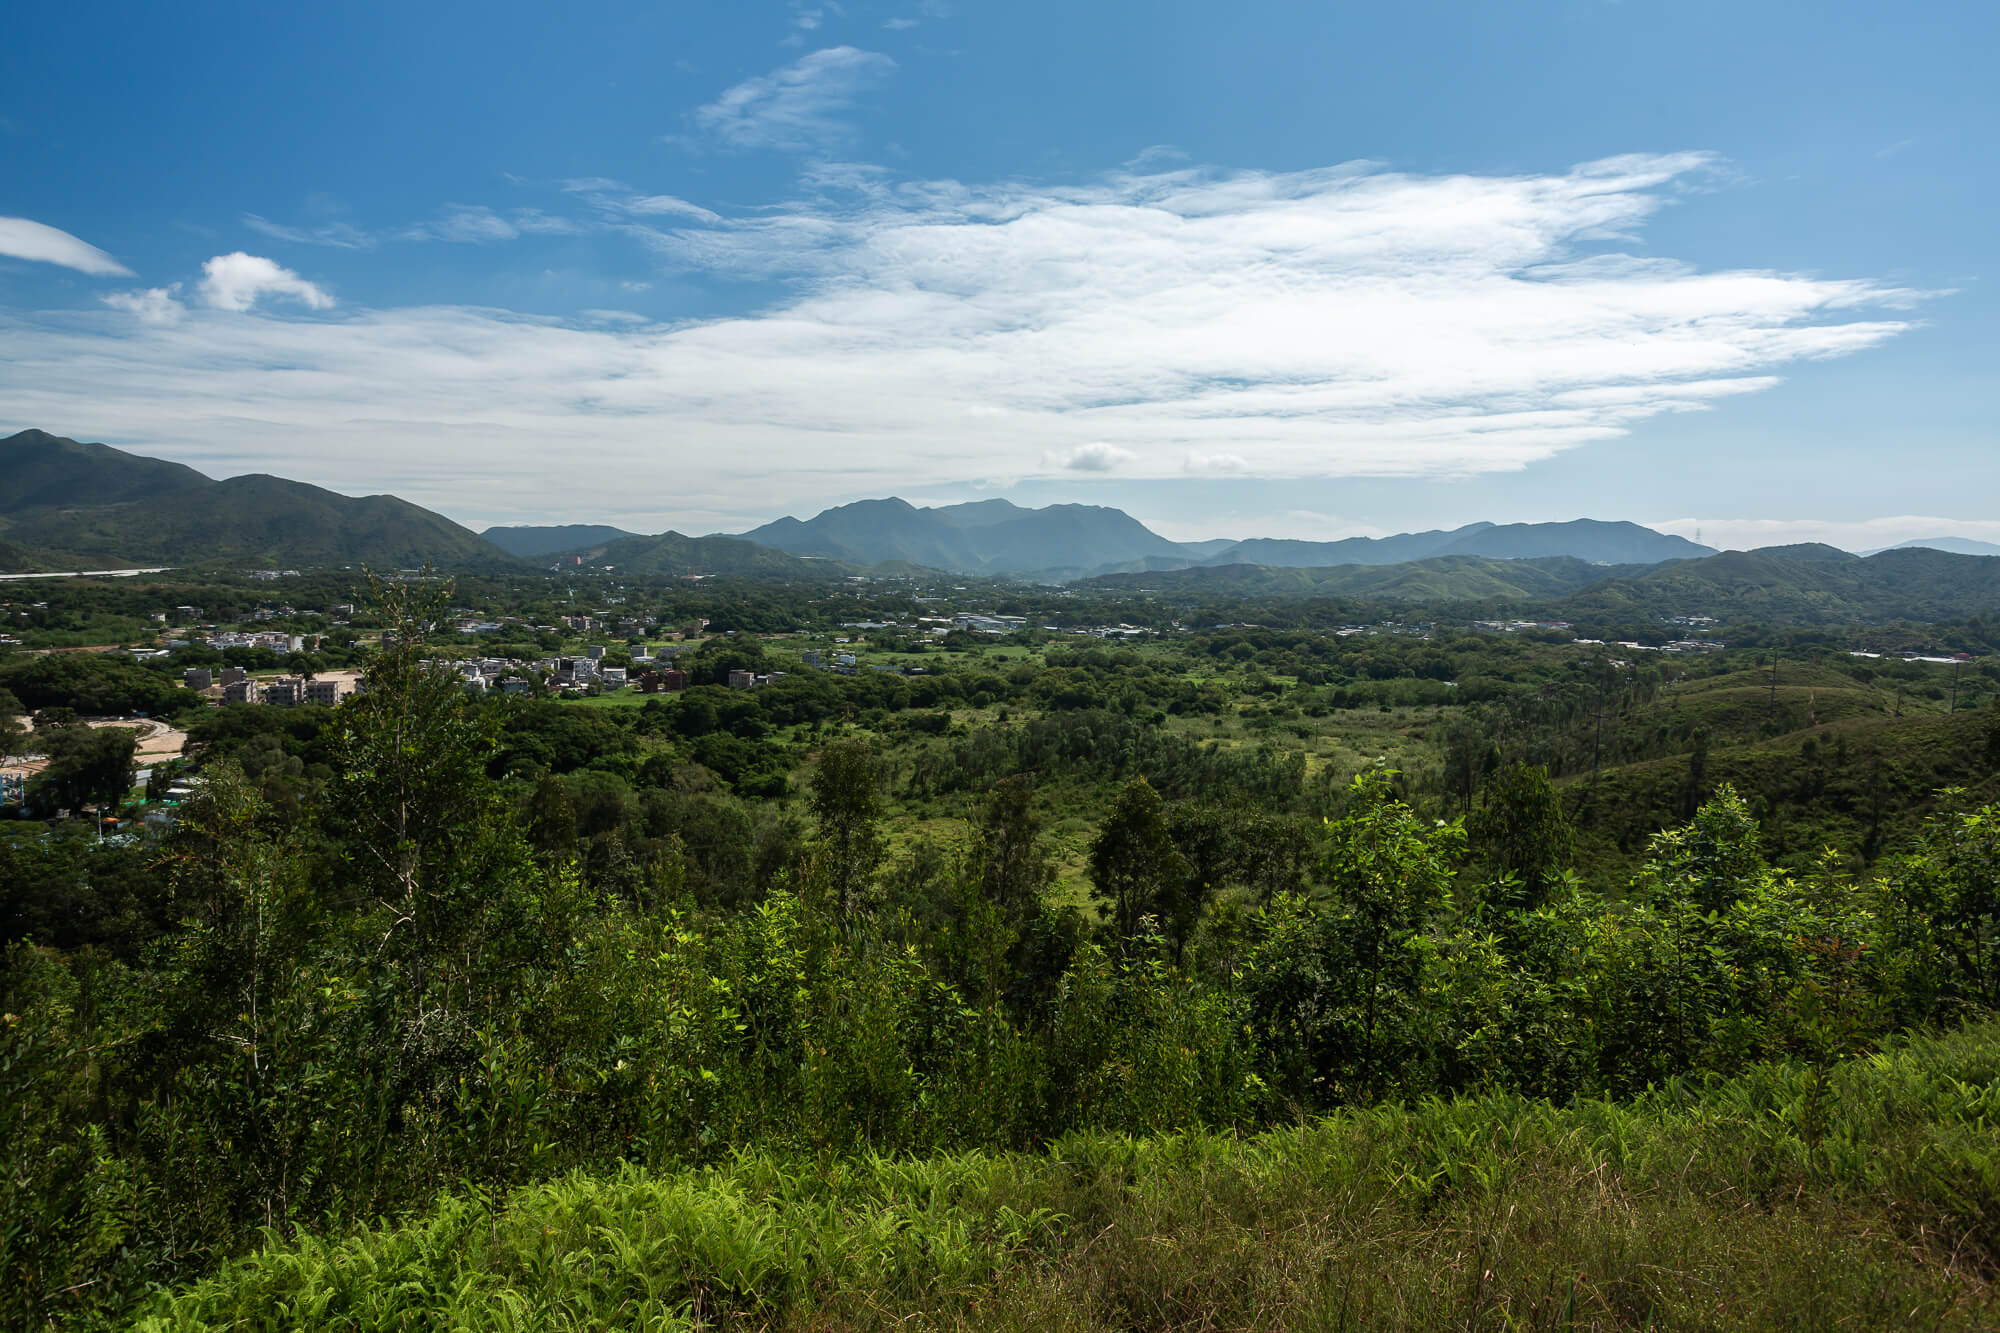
[135,1023,2000,1332]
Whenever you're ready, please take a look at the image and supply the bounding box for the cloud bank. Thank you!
[0,154,1921,529]
[1651,515,2000,554]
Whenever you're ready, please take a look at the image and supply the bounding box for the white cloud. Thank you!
[562,179,724,224]
[883,17,918,29]
[511,208,584,235]
[196,253,333,311]
[0,216,133,276]
[620,195,725,223]
[1650,515,2000,554]
[1051,443,1136,472]
[0,154,1925,530]
[101,285,186,325]
[422,205,520,244]
[244,214,377,249]
[690,46,895,151]
[252,204,581,247]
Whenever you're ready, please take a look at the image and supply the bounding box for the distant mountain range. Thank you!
[0,429,505,571]
[727,499,1714,579]
[0,431,838,578]
[1086,554,1659,604]
[482,524,639,558]
[1558,545,2000,624]
[560,530,842,579]
[5,431,1988,626]
[1860,536,2000,558]
[1093,543,2000,623]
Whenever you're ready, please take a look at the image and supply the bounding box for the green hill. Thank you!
[0,430,512,570]
[0,428,210,513]
[0,536,62,573]
[481,523,639,558]
[581,530,844,578]
[1566,679,1998,882]
[1561,547,2000,625]
[1089,553,1647,604]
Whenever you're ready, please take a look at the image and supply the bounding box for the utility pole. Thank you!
[1950,660,1961,714]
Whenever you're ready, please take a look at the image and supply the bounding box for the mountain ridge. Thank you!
[729,500,1714,578]
[482,524,641,558]
[0,429,512,571]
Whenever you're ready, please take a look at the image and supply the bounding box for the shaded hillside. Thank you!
[1198,519,1710,569]
[481,524,639,558]
[1195,524,1494,569]
[0,536,62,573]
[6,474,509,569]
[1561,546,2000,624]
[0,429,511,570]
[1086,553,1647,604]
[737,497,1185,577]
[1437,518,1711,563]
[0,429,210,513]
[736,496,1723,579]
[582,531,843,578]
[1564,677,1997,884]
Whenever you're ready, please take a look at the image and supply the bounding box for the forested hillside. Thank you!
[0,431,510,571]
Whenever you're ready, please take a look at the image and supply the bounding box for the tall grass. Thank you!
[137,1019,2000,1331]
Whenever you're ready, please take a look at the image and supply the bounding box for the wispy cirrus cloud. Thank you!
[561,178,724,224]
[247,204,584,249]
[244,214,377,250]
[415,205,520,244]
[688,46,895,152]
[0,216,133,276]
[0,154,1926,530]
[781,2,832,46]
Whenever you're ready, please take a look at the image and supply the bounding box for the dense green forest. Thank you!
[3,573,1999,1328]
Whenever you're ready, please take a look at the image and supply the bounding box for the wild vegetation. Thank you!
[127,1019,2000,1331]
[3,572,1997,1328]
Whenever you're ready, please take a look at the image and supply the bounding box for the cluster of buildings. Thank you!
[422,656,531,695]
[1471,619,1574,634]
[1849,649,1980,664]
[184,664,346,705]
[1574,638,1728,655]
[800,649,858,671]
[424,643,703,696]
[210,629,309,654]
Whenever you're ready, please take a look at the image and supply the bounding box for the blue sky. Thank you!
[2,0,1995,549]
